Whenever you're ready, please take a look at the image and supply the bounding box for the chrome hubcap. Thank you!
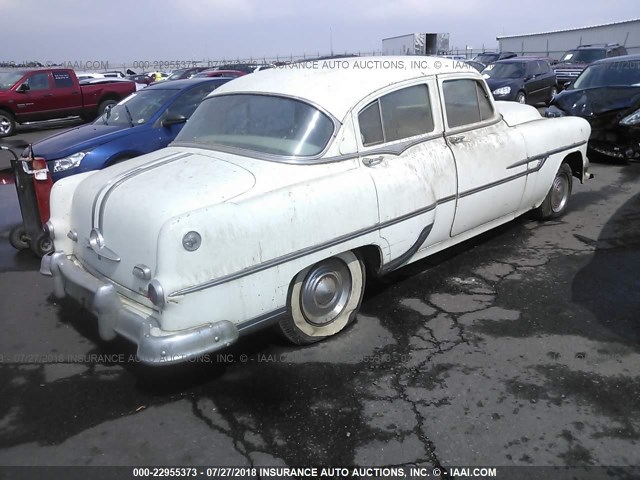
[301,258,352,326]
[551,174,569,212]
[518,95,526,104]
[0,116,10,134]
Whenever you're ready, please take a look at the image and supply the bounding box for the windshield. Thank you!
[572,61,640,89]
[482,62,526,79]
[0,71,26,90]
[174,94,335,157]
[560,49,606,64]
[95,89,175,126]
[474,54,499,64]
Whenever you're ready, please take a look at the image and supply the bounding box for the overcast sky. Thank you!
[1,0,638,64]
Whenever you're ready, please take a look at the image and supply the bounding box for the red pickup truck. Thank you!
[0,68,136,137]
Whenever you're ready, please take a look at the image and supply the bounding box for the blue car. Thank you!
[32,78,231,181]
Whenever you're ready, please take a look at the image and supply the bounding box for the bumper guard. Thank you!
[41,252,239,365]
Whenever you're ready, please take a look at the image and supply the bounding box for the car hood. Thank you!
[553,86,640,118]
[554,62,588,70]
[33,123,134,160]
[486,78,520,91]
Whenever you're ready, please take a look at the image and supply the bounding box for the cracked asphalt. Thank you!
[0,125,639,476]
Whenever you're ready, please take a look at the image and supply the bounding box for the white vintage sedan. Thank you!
[41,57,592,365]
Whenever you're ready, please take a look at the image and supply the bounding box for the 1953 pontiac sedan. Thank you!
[41,57,592,365]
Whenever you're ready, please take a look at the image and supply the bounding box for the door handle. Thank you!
[362,156,383,167]
[448,135,465,145]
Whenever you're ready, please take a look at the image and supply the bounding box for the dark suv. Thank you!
[554,43,628,88]
[472,51,517,65]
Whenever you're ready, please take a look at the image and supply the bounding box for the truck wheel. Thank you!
[278,251,365,345]
[98,99,118,116]
[9,226,29,250]
[31,232,54,258]
[0,109,16,137]
[534,163,573,220]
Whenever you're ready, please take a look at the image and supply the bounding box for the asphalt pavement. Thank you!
[0,124,639,477]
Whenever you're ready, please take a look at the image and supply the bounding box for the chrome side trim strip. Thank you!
[506,140,587,170]
[91,151,187,229]
[237,307,288,334]
[97,153,193,230]
[459,170,529,199]
[379,223,434,275]
[168,201,439,297]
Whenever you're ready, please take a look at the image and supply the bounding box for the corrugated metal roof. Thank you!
[496,18,640,40]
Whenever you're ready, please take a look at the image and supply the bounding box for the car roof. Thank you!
[495,57,548,63]
[591,53,640,65]
[146,77,229,90]
[209,56,480,120]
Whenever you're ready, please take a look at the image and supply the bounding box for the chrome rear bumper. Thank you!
[41,252,239,365]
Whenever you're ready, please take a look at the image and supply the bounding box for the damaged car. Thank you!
[41,58,591,365]
[546,54,640,160]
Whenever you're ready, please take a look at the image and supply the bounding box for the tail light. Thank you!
[31,157,49,181]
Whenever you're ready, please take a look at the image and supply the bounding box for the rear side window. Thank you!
[53,71,74,88]
[538,61,551,74]
[443,79,494,128]
[358,84,434,147]
[166,82,225,118]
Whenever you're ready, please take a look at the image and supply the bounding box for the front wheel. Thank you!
[534,162,573,220]
[516,91,527,104]
[278,251,366,345]
[9,226,29,250]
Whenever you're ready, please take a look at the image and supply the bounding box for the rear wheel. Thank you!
[278,251,365,345]
[534,162,573,220]
[516,91,527,104]
[9,226,29,250]
[0,109,16,138]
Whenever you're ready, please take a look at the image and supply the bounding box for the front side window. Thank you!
[443,79,494,128]
[357,84,434,147]
[26,72,50,91]
[174,94,335,157]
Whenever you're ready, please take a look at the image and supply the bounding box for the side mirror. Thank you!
[161,115,187,127]
[16,83,30,93]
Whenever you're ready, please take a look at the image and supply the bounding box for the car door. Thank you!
[13,71,54,121]
[524,61,545,104]
[538,61,555,100]
[50,70,82,116]
[353,78,458,268]
[437,74,528,237]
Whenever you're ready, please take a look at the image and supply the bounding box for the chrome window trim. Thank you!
[171,91,342,164]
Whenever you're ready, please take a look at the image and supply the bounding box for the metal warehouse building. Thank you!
[496,18,640,59]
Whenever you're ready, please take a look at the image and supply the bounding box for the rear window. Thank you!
[174,94,335,158]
